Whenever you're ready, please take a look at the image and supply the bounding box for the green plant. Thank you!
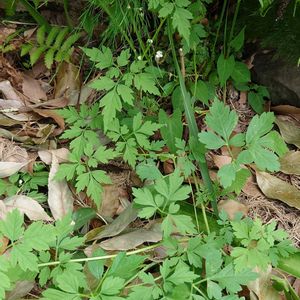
[21,25,81,68]
[199,100,288,190]
[0,164,48,201]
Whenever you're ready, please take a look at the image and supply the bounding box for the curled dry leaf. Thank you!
[38,148,70,165]
[6,280,35,300]
[0,138,29,177]
[276,115,300,148]
[89,203,138,241]
[48,153,74,220]
[212,154,232,169]
[218,199,248,220]
[54,62,81,105]
[248,266,281,300]
[2,195,52,221]
[272,105,300,119]
[279,151,300,175]
[242,175,262,197]
[99,228,162,251]
[22,73,47,102]
[256,171,300,210]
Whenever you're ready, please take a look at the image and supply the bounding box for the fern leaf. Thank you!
[44,48,55,69]
[21,43,34,57]
[46,26,60,47]
[53,28,69,49]
[36,25,46,45]
[30,46,47,66]
[61,33,81,51]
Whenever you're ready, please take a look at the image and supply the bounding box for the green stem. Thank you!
[63,0,73,28]
[18,0,50,31]
[167,21,218,217]
[142,17,166,59]
[38,243,161,268]
[228,0,242,54]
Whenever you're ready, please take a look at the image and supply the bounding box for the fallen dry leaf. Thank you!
[212,154,232,169]
[54,62,81,105]
[0,138,29,177]
[48,152,74,220]
[279,151,300,175]
[218,199,248,220]
[0,162,28,178]
[248,266,281,300]
[276,115,300,148]
[32,108,65,130]
[242,175,262,197]
[6,280,35,300]
[38,148,70,165]
[90,203,137,241]
[272,105,300,119]
[3,195,52,221]
[256,171,300,210]
[22,73,47,102]
[99,228,162,251]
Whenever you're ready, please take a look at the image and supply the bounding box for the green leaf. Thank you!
[159,109,183,153]
[134,73,160,95]
[46,26,60,46]
[217,54,235,86]
[218,163,237,188]
[44,48,55,69]
[170,214,197,235]
[87,248,106,279]
[37,25,46,45]
[89,77,116,91]
[198,131,226,149]
[231,62,251,83]
[117,49,131,67]
[0,209,24,241]
[167,260,198,285]
[248,91,265,114]
[82,46,113,69]
[101,276,125,296]
[94,145,118,164]
[10,244,39,271]
[210,264,257,294]
[159,2,174,17]
[192,80,210,105]
[204,100,238,142]
[117,84,134,105]
[100,89,122,130]
[229,133,245,147]
[30,45,48,65]
[136,160,162,181]
[246,112,275,145]
[230,27,245,52]
[172,7,193,42]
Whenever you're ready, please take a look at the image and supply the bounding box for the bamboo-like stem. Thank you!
[167,21,218,217]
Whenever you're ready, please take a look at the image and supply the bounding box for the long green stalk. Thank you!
[167,21,218,216]
[19,0,50,31]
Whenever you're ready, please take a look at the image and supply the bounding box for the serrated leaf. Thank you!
[0,209,24,241]
[159,2,174,17]
[100,89,122,130]
[218,163,237,188]
[53,27,69,48]
[44,48,55,69]
[159,109,183,153]
[204,100,238,142]
[134,73,160,95]
[37,25,46,45]
[172,7,193,42]
[30,46,48,65]
[246,112,275,145]
[170,214,197,235]
[46,26,60,46]
[89,77,116,91]
[217,54,235,86]
[248,91,265,113]
[117,84,134,105]
[117,49,130,67]
[198,131,226,149]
